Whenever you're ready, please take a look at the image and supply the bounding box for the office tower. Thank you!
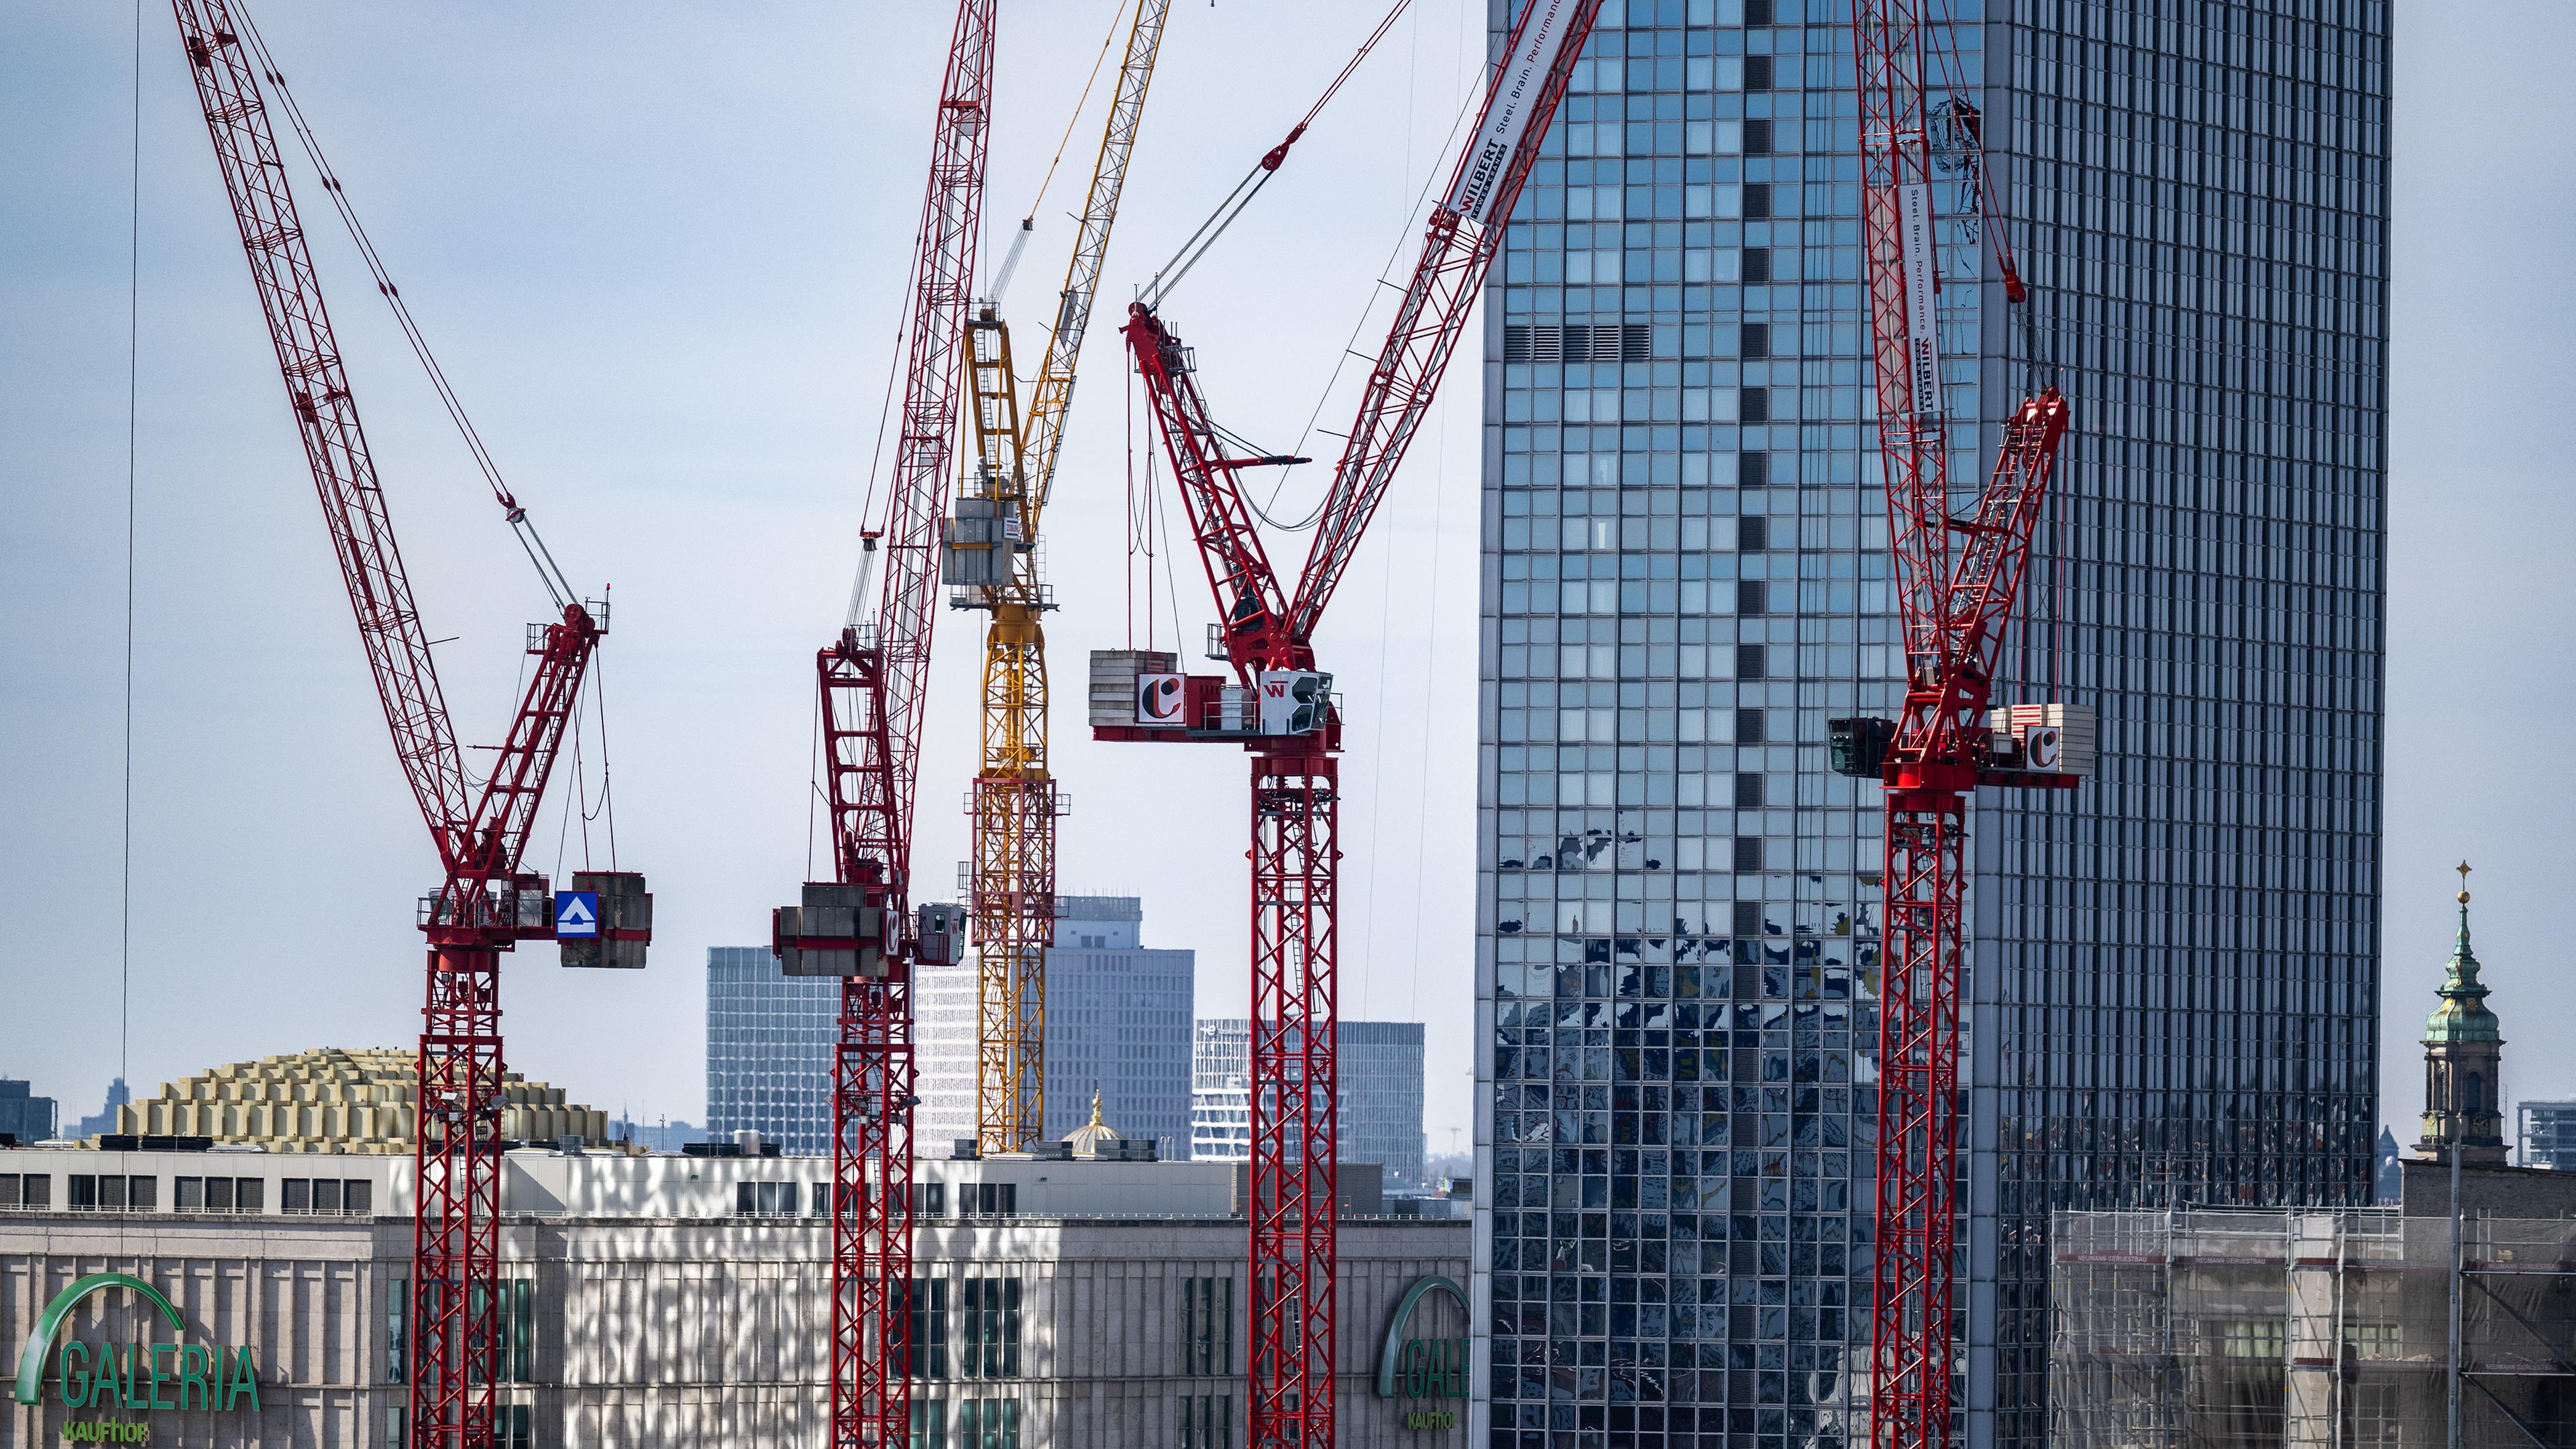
[0,1079,57,1144]
[920,897,1196,1160]
[1475,5,2387,1447]
[706,946,840,1156]
[2520,1105,2576,1171]
[1191,1019,1428,1186]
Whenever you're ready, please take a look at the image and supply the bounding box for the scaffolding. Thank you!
[2052,1208,2576,1448]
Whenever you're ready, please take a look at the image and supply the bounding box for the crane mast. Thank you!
[169,5,646,1446]
[772,3,995,1444]
[1841,8,2076,1449]
[1106,3,1602,1441]
[952,0,1173,1157]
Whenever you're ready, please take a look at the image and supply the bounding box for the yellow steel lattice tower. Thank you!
[960,0,1171,1154]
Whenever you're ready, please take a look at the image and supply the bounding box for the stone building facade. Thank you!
[1,1151,1466,1447]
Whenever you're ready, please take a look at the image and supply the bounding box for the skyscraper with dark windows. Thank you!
[1474,3,2387,1446]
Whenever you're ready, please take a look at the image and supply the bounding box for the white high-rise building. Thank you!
[918,896,1195,1159]
[1190,1020,1426,1187]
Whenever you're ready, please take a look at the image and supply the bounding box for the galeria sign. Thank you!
[1376,1275,1468,1432]
[11,1273,263,1413]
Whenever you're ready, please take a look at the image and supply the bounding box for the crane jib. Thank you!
[1444,0,1591,225]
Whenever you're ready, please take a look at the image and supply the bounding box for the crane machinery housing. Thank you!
[167,5,651,1446]
[1093,1,1605,1442]
[1830,7,2084,1449]
[768,1,994,1444]
[941,0,1175,1158]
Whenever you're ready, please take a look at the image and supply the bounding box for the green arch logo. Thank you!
[1375,1273,1469,1399]
[13,1273,184,1407]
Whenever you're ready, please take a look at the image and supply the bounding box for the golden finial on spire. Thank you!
[2457,859,2473,905]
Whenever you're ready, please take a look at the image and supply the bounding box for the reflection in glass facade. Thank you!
[1472,3,2387,1446]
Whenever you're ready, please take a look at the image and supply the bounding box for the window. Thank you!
[1179,1277,1234,1377]
[965,1182,1017,1218]
[125,1176,154,1210]
[958,1398,1019,1449]
[388,1279,407,1385]
[911,1398,949,1449]
[1179,1395,1233,1449]
[175,1177,204,1210]
[313,1179,342,1214]
[506,1279,535,1383]
[0,1173,45,1208]
[233,1179,264,1213]
[916,1182,947,1217]
[282,1179,310,1214]
[493,1403,532,1449]
[68,1175,96,1210]
[960,1278,1022,1379]
[347,1179,372,1214]
[96,1176,126,1210]
[736,1180,800,1216]
[908,1278,950,1379]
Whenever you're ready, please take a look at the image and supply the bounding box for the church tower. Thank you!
[2418,862,2508,1166]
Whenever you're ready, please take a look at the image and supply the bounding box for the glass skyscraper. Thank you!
[1474,3,2387,1447]
[706,945,839,1156]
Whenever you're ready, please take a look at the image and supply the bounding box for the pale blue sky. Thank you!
[1,2,2568,1159]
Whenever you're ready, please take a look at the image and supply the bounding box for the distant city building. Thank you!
[1192,1020,1426,1186]
[610,1116,711,1154]
[70,1077,128,1140]
[2520,1102,2576,1171]
[706,946,839,1157]
[112,1046,610,1152]
[920,897,1195,1159]
[0,1079,57,1144]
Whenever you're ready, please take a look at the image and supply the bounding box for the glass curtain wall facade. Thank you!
[1473,2,2387,1447]
[706,945,841,1156]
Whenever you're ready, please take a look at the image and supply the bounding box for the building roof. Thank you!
[2425,887,2502,1046]
[113,1046,619,1155]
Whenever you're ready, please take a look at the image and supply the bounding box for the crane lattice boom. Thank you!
[1845,7,2073,1449]
[170,6,627,1445]
[1110,3,1603,1442]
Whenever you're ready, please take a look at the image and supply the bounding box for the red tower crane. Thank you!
[1102,3,1601,1441]
[767,2,995,1444]
[1837,8,2078,1449]
[169,5,649,1446]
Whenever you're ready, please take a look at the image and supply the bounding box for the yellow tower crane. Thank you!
[947,0,1171,1155]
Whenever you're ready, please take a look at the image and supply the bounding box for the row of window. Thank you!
[384,1278,536,1387]
[0,1173,373,1214]
[904,1275,1237,1383]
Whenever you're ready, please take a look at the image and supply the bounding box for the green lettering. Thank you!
[57,1340,89,1409]
[96,1342,128,1409]
[227,1344,260,1411]
[122,1340,140,1407]
[150,1342,175,1408]
[178,1343,207,1409]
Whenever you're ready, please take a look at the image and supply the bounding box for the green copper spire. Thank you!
[2425,861,2502,1045]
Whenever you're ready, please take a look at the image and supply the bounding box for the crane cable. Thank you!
[231,4,579,612]
[991,0,1134,306]
[1142,0,1415,309]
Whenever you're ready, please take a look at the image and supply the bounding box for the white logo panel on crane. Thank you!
[1898,182,1942,420]
[1136,673,1187,727]
[1444,0,1587,225]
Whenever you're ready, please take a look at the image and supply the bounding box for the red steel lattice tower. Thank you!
[771,3,996,1445]
[169,6,637,1445]
[1110,2,1603,1440]
[1845,7,2074,1449]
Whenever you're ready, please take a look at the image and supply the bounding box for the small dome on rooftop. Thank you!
[1062,1089,1123,1159]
